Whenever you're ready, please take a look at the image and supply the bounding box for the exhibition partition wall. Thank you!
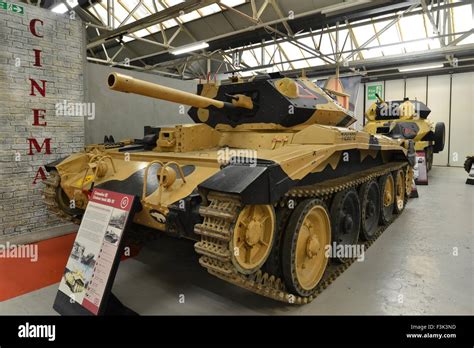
[0,2,85,238]
[363,72,474,167]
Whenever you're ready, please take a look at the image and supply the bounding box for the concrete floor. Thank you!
[1,166,472,315]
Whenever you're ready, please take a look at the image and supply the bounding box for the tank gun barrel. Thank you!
[375,92,385,104]
[108,72,246,111]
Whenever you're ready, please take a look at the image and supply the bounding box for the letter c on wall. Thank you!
[29,19,44,38]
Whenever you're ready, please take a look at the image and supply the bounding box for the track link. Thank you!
[43,171,81,224]
[194,162,408,304]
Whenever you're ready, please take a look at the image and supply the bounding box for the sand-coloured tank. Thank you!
[364,93,445,171]
[44,72,415,304]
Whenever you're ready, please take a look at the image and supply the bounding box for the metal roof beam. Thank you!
[87,0,218,50]
[448,29,474,46]
[345,2,419,61]
[420,0,444,47]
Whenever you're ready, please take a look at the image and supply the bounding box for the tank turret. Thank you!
[366,93,431,121]
[108,72,356,129]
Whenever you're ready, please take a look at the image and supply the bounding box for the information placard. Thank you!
[54,189,136,315]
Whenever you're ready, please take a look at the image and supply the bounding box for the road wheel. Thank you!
[379,174,395,225]
[393,169,405,214]
[359,180,380,241]
[282,199,331,297]
[330,189,361,263]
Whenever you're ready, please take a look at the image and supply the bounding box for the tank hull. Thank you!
[45,124,408,239]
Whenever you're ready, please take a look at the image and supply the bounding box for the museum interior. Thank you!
[0,0,473,321]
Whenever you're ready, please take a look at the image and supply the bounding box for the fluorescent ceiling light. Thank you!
[51,0,78,14]
[398,63,444,72]
[321,0,371,15]
[51,4,68,13]
[245,67,268,73]
[170,42,209,55]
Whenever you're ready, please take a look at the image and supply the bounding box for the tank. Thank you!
[363,93,445,171]
[64,270,86,293]
[44,72,415,304]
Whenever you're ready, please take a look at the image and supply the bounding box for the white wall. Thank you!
[385,79,404,100]
[360,72,474,167]
[427,75,450,166]
[85,63,197,145]
[450,72,474,167]
[405,77,426,103]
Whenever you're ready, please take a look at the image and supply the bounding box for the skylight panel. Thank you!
[318,33,336,57]
[452,4,474,44]
[143,0,164,12]
[306,58,325,67]
[221,0,246,6]
[92,4,108,25]
[374,20,403,56]
[400,14,428,52]
[112,1,129,25]
[241,51,258,67]
[198,4,221,16]
[297,37,319,58]
[162,19,179,28]
[279,42,305,60]
[132,29,152,38]
[352,23,377,47]
[164,0,185,6]
[134,3,152,19]
[291,59,310,70]
[180,10,201,22]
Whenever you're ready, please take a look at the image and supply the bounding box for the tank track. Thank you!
[194,162,407,305]
[43,171,81,225]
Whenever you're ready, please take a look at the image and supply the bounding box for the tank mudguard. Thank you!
[198,162,292,205]
[44,157,67,172]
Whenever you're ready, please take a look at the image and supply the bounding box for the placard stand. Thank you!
[53,189,140,316]
[409,177,419,198]
[414,150,428,185]
[53,283,138,316]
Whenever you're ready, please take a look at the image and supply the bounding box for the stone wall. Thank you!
[0,1,85,237]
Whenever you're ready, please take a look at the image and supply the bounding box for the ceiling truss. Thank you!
[68,0,474,80]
